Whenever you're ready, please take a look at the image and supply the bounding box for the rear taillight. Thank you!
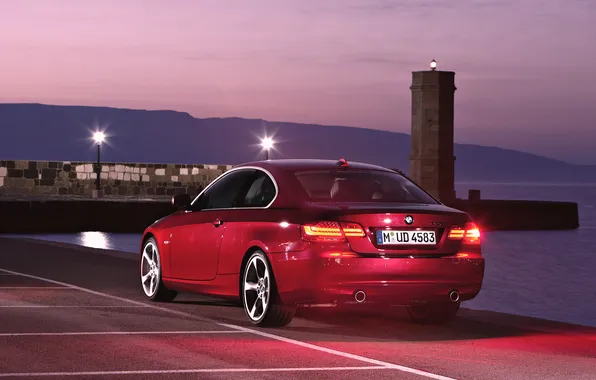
[448,222,481,244]
[301,221,365,242]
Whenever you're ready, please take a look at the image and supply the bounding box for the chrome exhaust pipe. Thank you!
[448,290,460,302]
[354,290,366,303]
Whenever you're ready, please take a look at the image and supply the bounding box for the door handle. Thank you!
[213,218,224,227]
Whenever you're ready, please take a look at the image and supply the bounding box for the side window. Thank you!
[191,169,256,211]
[238,170,277,207]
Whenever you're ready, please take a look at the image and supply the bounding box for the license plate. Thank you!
[376,230,436,245]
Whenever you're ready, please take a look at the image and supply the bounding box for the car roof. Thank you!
[233,158,397,173]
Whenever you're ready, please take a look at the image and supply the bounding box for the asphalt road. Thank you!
[0,237,594,380]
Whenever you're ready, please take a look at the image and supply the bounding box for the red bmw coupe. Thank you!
[139,159,485,327]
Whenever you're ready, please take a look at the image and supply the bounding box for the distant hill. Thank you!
[1,103,595,183]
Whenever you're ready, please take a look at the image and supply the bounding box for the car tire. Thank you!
[406,301,460,325]
[241,250,296,327]
[140,237,178,302]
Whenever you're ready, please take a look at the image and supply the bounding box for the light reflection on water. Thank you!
[80,232,110,250]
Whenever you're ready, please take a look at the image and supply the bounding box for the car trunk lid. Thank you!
[308,202,471,257]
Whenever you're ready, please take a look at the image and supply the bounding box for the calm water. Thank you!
[3,182,596,327]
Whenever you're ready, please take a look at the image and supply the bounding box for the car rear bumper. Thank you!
[269,246,485,306]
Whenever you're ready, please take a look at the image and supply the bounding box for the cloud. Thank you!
[340,55,421,67]
[302,0,513,15]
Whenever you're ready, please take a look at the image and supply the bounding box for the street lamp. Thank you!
[261,136,274,160]
[430,59,437,71]
[92,131,105,192]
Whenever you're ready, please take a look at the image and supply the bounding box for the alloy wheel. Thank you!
[243,254,270,322]
[141,240,160,297]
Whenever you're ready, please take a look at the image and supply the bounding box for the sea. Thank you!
[2,182,595,328]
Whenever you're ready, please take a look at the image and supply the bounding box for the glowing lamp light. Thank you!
[261,137,274,150]
[93,131,105,144]
[430,59,437,71]
[260,136,275,160]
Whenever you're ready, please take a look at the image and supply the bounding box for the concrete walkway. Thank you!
[0,237,595,379]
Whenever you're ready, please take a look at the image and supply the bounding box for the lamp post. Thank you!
[92,131,105,196]
[430,59,437,71]
[260,137,274,160]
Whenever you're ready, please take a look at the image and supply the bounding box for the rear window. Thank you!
[294,169,438,204]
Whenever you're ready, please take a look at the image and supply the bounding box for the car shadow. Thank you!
[275,306,533,342]
[163,295,545,343]
[172,299,241,308]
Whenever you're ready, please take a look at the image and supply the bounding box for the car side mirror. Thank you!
[171,193,191,210]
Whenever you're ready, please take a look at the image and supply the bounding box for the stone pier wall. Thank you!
[0,160,232,197]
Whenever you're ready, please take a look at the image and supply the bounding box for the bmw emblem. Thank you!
[404,215,414,225]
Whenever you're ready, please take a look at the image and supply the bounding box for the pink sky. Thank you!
[1,0,595,163]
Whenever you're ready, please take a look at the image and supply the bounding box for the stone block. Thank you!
[7,169,23,178]
[0,177,3,187]
[155,168,165,176]
[23,169,37,179]
[0,167,6,177]
[142,175,150,182]
[133,167,140,174]
[75,165,85,173]
[100,173,109,180]
[191,167,199,175]
[131,174,140,181]
[108,172,117,180]
[34,179,53,186]
[15,161,29,169]
[41,168,57,179]
[141,168,147,174]
[84,164,93,173]
[77,173,88,180]
[180,168,188,175]
[115,165,125,173]
[125,166,133,173]
[102,166,109,172]
[124,173,131,181]
[171,175,178,182]
[109,166,116,172]
[117,173,124,180]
